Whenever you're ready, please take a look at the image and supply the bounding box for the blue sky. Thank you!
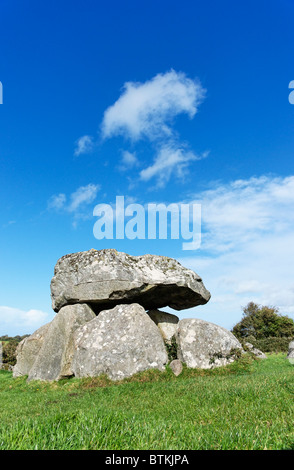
[1,0,294,335]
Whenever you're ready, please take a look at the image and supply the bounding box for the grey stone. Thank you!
[287,352,294,364]
[27,303,95,382]
[176,318,243,369]
[13,323,51,377]
[71,303,168,381]
[287,340,294,357]
[169,359,183,376]
[50,249,211,313]
[147,309,179,342]
[287,340,294,364]
[245,342,267,359]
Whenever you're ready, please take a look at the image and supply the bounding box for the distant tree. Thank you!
[2,340,18,366]
[0,334,29,342]
[0,335,30,367]
[232,302,294,341]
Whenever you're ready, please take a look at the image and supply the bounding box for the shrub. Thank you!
[232,302,294,352]
[250,336,291,353]
[0,335,29,367]
[2,341,18,366]
[164,335,178,361]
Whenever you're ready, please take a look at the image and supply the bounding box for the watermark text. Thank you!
[93,196,201,251]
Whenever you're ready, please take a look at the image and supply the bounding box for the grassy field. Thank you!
[0,353,293,450]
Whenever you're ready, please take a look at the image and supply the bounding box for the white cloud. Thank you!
[47,184,100,228]
[118,150,139,171]
[198,175,294,252]
[74,135,94,156]
[100,70,207,186]
[2,220,16,229]
[140,143,208,188]
[176,174,294,330]
[68,184,100,212]
[0,306,50,336]
[101,70,204,142]
[47,193,67,210]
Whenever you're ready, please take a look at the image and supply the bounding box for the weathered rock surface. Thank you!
[169,359,183,376]
[287,340,294,363]
[50,249,211,313]
[287,340,294,357]
[147,309,179,342]
[176,318,243,369]
[27,304,95,381]
[245,342,267,359]
[71,303,168,381]
[13,323,51,377]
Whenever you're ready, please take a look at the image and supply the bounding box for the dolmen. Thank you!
[13,249,243,381]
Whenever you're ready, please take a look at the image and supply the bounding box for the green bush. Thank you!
[164,335,178,361]
[232,302,294,352]
[250,336,291,353]
[0,335,29,367]
[2,341,18,366]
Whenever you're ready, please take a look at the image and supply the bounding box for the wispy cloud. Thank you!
[0,306,50,336]
[118,150,140,171]
[68,184,100,212]
[74,135,94,156]
[2,220,16,229]
[47,184,100,225]
[177,174,294,330]
[101,70,206,186]
[140,142,208,188]
[47,193,67,211]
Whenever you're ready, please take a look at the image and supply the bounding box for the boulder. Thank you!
[245,342,267,359]
[27,303,95,381]
[169,359,183,376]
[147,309,179,342]
[176,318,243,369]
[71,303,168,381]
[50,249,211,313]
[13,322,51,377]
[287,340,294,364]
[287,340,294,357]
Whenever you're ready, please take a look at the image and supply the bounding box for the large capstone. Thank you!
[71,303,168,381]
[50,249,211,313]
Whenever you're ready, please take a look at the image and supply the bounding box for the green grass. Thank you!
[0,353,294,450]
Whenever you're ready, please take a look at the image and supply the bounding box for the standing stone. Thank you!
[176,318,243,369]
[287,340,294,357]
[13,323,51,377]
[27,303,95,382]
[0,341,2,370]
[50,249,211,313]
[147,310,179,342]
[287,340,294,364]
[71,303,168,381]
